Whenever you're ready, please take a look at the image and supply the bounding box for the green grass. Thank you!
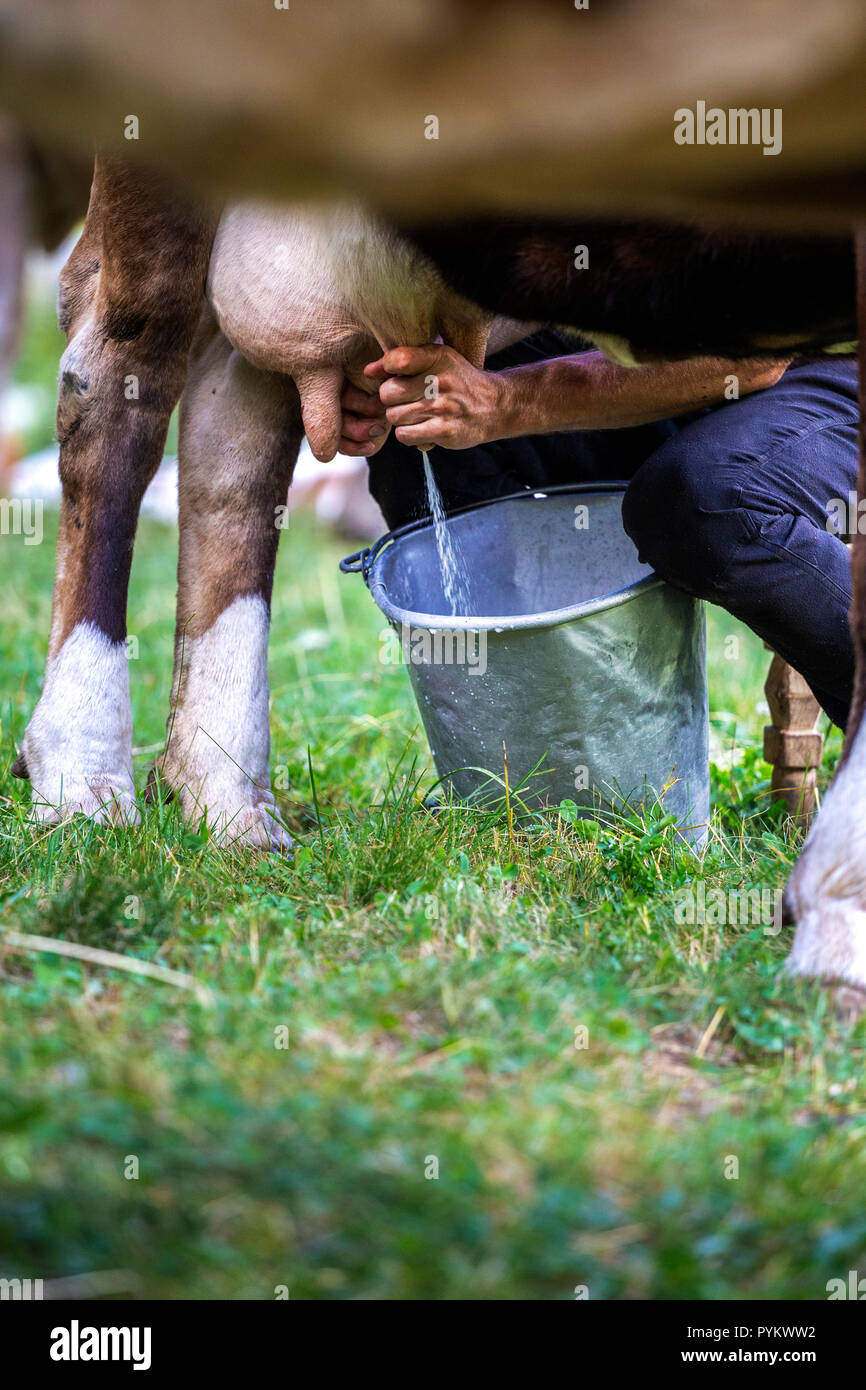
[2,284,860,1300]
[0,501,861,1302]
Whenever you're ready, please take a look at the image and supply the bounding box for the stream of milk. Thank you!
[421,450,472,618]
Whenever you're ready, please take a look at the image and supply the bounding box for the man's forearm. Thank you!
[492,351,791,437]
[365,343,793,452]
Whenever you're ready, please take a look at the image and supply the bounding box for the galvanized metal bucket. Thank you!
[341,483,709,839]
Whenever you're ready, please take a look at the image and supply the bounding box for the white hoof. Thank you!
[166,777,291,854]
[29,779,140,828]
[159,594,289,853]
[784,721,866,988]
[19,622,138,829]
[212,797,292,854]
[785,901,866,989]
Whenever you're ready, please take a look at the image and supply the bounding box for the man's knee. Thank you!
[622,441,745,597]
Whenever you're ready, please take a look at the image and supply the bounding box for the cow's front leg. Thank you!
[155,315,301,851]
[785,230,866,988]
[13,155,215,825]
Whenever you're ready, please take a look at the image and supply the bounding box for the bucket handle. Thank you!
[339,533,389,583]
[339,546,371,576]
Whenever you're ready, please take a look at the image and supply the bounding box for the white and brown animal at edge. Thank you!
[784,234,866,988]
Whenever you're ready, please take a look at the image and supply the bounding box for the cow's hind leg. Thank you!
[15,156,214,824]
[155,313,300,851]
[785,230,866,988]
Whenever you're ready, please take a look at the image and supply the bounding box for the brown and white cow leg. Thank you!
[156,313,300,851]
[13,155,214,824]
[785,228,866,988]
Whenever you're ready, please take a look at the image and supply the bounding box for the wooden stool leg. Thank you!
[763,649,824,824]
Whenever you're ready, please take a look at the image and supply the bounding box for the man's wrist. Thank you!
[489,359,584,440]
[484,366,530,441]
[480,370,518,443]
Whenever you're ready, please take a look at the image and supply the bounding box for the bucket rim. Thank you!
[355,480,664,632]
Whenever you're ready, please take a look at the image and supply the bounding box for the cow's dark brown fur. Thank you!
[404,216,858,363]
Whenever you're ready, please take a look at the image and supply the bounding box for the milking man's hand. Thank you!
[361,345,790,453]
